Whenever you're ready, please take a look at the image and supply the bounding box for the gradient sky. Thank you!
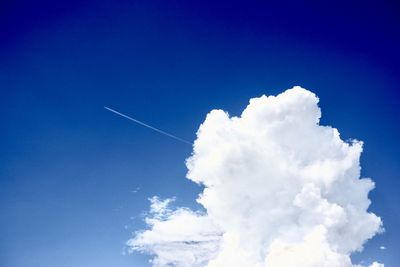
[1,0,399,266]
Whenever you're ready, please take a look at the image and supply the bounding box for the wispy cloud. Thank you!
[127,197,221,267]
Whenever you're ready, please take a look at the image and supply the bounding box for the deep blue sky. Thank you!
[1,0,399,266]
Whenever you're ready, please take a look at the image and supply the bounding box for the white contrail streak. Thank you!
[104,106,193,145]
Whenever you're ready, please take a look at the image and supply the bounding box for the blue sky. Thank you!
[1,0,399,266]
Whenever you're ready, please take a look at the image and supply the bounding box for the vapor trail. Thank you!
[104,106,193,145]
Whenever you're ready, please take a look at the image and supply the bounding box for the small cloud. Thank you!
[113,204,125,212]
[380,246,386,250]
[131,187,141,193]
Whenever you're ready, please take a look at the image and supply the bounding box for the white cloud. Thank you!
[127,197,221,267]
[127,86,383,267]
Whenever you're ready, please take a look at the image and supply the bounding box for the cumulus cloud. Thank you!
[128,86,383,267]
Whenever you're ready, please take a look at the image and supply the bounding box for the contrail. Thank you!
[104,106,193,145]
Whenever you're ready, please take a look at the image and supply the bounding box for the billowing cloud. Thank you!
[128,86,383,267]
